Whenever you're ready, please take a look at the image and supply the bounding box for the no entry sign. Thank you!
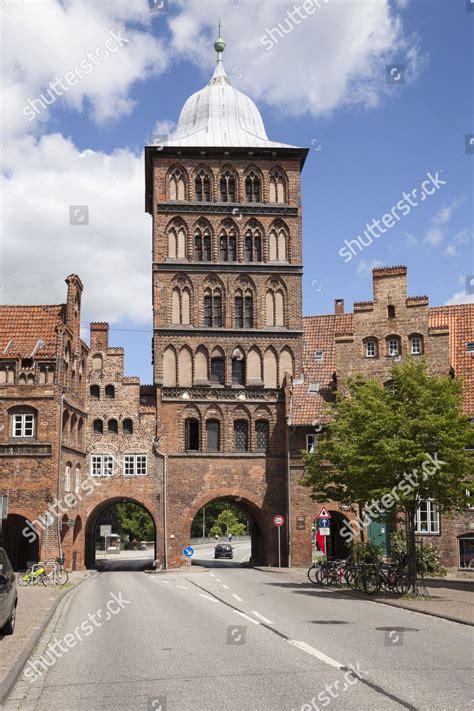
[273,514,285,527]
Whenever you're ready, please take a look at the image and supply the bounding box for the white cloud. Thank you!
[424,228,443,246]
[2,0,168,142]
[1,134,151,326]
[443,228,472,257]
[356,259,384,278]
[432,196,465,226]
[168,0,425,118]
[446,290,474,306]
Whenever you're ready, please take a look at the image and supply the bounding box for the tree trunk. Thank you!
[405,506,417,594]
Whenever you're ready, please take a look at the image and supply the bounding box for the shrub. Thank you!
[351,541,384,563]
[391,531,446,576]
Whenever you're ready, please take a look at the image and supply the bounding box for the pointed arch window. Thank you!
[194,226,211,261]
[206,420,220,451]
[245,222,263,262]
[245,171,261,203]
[195,170,211,202]
[269,170,287,203]
[169,168,186,201]
[220,170,236,202]
[256,420,269,450]
[234,420,249,451]
[204,290,223,327]
[232,352,245,385]
[210,357,225,385]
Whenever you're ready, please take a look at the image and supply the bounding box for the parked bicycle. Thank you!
[307,558,409,596]
[17,563,48,586]
[17,559,68,587]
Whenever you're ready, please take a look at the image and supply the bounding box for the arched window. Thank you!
[108,419,118,434]
[385,380,397,395]
[195,169,211,202]
[220,235,228,262]
[194,347,209,384]
[203,290,223,327]
[194,234,203,261]
[387,337,400,357]
[279,347,294,386]
[93,419,103,434]
[263,349,278,389]
[410,335,423,355]
[123,418,133,434]
[172,287,191,325]
[90,385,100,399]
[105,385,115,399]
[266,289,285,327]
[234,294,243,328]
[64,463,72,493]
[255,420,269,450]
[163,347,177,387]
[234,420,249,451]
[244,296,253,328]
[365,340,377,358]
[210,357,225,385]
[232,349,245,385]
[168,226,186,259]
[169,167,186,201]
[245,236,253,262]
[247,347,263,385]
[220,170,236,202]
[269,170,286,203]
[245,171,261,203]
[75,464,81,493]
[185,418,200,451]
[206,419,220,451]
[178,347,193,387]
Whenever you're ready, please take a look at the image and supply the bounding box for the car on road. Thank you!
[0,547,17,635]
[214,544,233,560]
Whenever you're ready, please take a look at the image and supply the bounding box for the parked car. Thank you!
[214,544,233,560]
[0,548,17,635]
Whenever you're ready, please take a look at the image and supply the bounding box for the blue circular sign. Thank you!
[183,546,194,558]
[319,518,330,528]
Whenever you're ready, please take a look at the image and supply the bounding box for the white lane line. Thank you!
[222,584,229,590]
[209,573,215,578]
[160,580,170,584]
[199,593,219,603]
[232,594,243,602]
[234,610,260,625]
[240,554,251,563]
[251,611,274,625]
[288,640,343,670]
[176,585,189,590]
[216,578,222,583]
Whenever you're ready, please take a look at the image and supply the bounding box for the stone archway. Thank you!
[84,496,157,569]
[185,489,267,566]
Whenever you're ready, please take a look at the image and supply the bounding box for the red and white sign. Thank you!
[317,507,331,519]
[273,514,285,527]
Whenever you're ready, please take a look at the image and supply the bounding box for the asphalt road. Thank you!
[4,565,473,711]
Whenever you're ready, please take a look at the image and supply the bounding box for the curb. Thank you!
[0,572,96,707]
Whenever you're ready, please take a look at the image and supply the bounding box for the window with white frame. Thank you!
[64,463,71,492]
[411,335,422,355]
[123,455,147,477]
[91,454,114,477]
[415,500,440,534]
[365,340,377,358]
[466,487,474,510]
[75,465,81,493]
[12,413,35,438]
[388,338,400,357]
[306,434,316,453]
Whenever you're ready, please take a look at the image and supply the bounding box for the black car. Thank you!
[0,547,17,635]
[214,544,233,560]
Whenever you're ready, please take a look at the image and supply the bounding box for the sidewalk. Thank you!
[0,570,93,705]
[254,567,474,625]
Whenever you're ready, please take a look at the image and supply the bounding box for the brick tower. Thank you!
[145,34,308,567]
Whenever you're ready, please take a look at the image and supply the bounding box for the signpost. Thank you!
[100,524,112,559]
[0,494,7,539]
[273,515,285,568]
[183,546,194,558]
[316,507,331,552]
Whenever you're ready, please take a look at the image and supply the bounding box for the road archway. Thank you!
[1,513,40,570]
[84,497,157,570]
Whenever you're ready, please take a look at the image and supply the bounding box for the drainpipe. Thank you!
[286,381,295,568]
[153,439,168,570]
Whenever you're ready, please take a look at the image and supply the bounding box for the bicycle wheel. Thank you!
[307,564,319,584]
[17,573,30,586]
[394,572,410,595]
[56,569,68,585]
[361,568,380,595]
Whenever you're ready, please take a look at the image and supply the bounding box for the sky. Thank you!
[1,0,473,383]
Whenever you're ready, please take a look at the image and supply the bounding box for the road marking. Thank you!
[177,585,189,590]
[209,573,215,577]
[216,578,222,583]
[232,594,243,602]
[240,554,251,562]
[251,611,274,625]
[199,593,219,603]
[234,610,260,625]
[222,584,229,590]
[160,580,170,584]
[288,640,343,669]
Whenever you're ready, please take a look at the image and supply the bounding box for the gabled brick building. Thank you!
[288,267,474,570]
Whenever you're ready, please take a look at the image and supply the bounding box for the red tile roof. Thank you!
[0,305,64,358]
[292,303,474,425]
[430,304,474,415]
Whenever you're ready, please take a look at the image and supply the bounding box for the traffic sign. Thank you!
[183,546,194,558]
[100,525,112,537]
[317,507,331,519]
[319,518,330,528]
[273,515,285,527]
[320,528,330,536]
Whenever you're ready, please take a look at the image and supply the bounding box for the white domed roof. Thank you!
[161,46,296,149]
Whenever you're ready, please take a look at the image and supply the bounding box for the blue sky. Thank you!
[2,0,473,383]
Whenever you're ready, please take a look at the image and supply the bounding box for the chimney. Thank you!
[65,274,84,332]
[90,323,109,352]
[334,299,344,315]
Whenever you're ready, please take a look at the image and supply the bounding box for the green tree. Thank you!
[208,510,247,537]
[191,502,247,537]
[116,503,154,543]
[302,359,472,592]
